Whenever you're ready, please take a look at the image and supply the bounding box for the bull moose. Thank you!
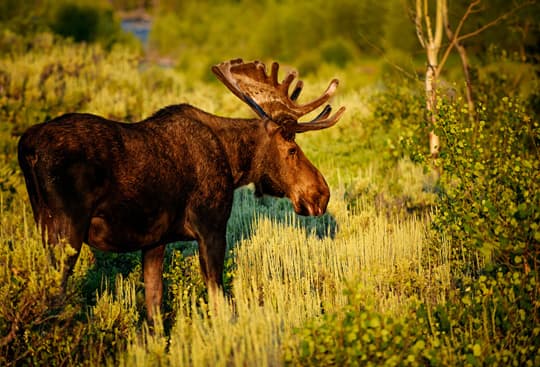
[17,59,345,320]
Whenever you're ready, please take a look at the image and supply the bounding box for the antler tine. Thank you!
[270,62,280,86]
[289,80,303,101]
[280,69,298,95]
[212,59,345,130]
[294,79,339,116]
[295,106,346,133]
[312,104,333,121]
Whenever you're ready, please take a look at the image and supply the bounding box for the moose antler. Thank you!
[212,59,345,132]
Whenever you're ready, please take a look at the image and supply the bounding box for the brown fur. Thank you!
[18,103,331,320]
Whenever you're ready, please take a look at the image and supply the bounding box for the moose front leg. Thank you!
[142,244,166,322]
[196,230,229,316]
[196,228,228,304]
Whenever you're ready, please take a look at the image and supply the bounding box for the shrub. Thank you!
[283,288,428,366]
[0,219,86,366]
[320,38,359,68]
[419,269,540,367]
[52,4,109,43]
[434,96,540,274]
[284,270,539,366]
[369,78,427,165]
[164,249,207,318]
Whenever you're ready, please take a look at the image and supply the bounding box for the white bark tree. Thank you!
[415,0,444,161]
[413,0,535,167]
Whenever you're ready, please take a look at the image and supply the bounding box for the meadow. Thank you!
[1,1,539,365]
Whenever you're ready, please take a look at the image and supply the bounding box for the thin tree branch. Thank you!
[438,0,534,75]
[443,0,474,119]
[415,0,426,48]
[356,32,419,81]
[437,0,480,75]
[456,2,529,43]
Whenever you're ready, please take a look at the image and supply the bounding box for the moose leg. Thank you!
[142,244,166,322]
[196,230,227,300]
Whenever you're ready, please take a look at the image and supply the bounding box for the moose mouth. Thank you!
[255,176,328,217]
[293,197,326,217]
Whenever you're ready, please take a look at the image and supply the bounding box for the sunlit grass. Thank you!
[0,39,451,365]
[108,183,449,366]
[0,166,449,366]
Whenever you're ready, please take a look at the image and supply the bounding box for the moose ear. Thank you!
[264,119,282,137]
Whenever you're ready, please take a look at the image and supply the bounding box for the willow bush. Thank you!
[284,269,539,366]
[435,95,539,274]
[284,74,540,366]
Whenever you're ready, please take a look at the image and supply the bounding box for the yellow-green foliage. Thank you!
[149,0,388,76]
[0,36,443,366]
[434,96,540,273]
[1,32,538,366]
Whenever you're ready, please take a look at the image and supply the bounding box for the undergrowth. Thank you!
[1,34,538,366]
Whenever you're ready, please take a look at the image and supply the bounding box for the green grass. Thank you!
[5,34,536,366]
[0,165,447,366]
[0,37,451,365]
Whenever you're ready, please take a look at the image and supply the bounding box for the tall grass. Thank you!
[119,203,436,366]
[0,37,452,365]
[1,172,445,366]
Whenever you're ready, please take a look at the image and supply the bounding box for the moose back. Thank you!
[18,59,345,320]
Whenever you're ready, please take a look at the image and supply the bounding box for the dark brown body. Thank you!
[18,104,331,319]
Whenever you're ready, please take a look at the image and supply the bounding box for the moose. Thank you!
[18,59,345,320]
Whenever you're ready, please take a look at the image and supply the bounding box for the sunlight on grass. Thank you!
[0,165,448,366]
[0,38,453,366]
[112,189,448,367]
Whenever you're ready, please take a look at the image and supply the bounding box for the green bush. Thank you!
[284,270,539,366]
[0,239,83,366]
[51,4,114,43]
[320,38,359,68]
[164,250,207,318]
[283,288,428,366]
[434,96,539,273]
[420,269,540,367]
[0,0,137,50]
[369,78,427,164]
[370,76,539,273]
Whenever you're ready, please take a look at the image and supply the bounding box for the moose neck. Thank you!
[182,105,263,188]
[211,119,265,187]
[207,118,264,188]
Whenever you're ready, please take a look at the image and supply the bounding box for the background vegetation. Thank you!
[0,0,539,365]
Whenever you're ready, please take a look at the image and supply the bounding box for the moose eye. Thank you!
[288,147,298,156]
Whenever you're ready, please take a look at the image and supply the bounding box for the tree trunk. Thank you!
[416,0,444,163]
[426,47,440,159]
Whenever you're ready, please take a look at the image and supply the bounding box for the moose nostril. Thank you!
[310,198,326,217]
[318,192,329,214]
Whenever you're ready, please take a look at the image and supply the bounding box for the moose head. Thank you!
[212,59,346,216]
